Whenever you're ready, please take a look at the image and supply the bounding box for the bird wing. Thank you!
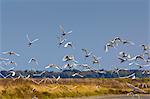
[26,34,31,42]
[64,42,69,48]
[67,30,72,34]
[28,58,33,63]
[10,71,16,76]
[15,53,20,56]
[45,65,50,69]
[56,76,60,81]
[128,41,135,45]
[105,45,108,52]
[59,25,65,33]
[31,38,39,43]
[2,51,9,54]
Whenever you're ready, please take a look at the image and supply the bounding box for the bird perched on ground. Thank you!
[26,34,39,47]
[2,51,20,56]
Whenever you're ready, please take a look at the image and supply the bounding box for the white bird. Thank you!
[0,73,11,78]
[7,61,17,66]
[113,37,122,43]
[26,34,39,47]
[111,67,121,77]
[2,51,20,56]
[28,58,38,65]
[92,55,101,64]
[129,62,150,69]
[119,51,132,59]
[91,69,106,74]
[0,61,7,66]
[140,44,150,52]
[10,71,16,76]
[64,42,74,48]
[52,75,60,82]
[59,25,72,37]
[126,83,146,94]
[78,64,92,70]
[63,63,77,69]
[0,66,15,71]
[121,39,135,45]
[144,52,150,62]
[82,48,92,59]
[19,73,30,79]
[33,71,46,77]
[62,55,78,63]
[118,56,128,63]
[45,64,62,70]
[119,73,136,79]
[0,57,9,61]
[130,54,146,62]
[72,73,84,77]
[104,41,116,53]
[57,36,67,46]
[31,79,45,85]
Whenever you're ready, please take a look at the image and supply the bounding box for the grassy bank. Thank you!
[0,78,150,99]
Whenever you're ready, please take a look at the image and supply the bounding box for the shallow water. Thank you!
[59,95,150,99]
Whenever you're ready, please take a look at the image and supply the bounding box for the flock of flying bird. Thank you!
[0,25,150,95]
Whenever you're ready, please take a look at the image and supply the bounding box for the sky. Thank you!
[0,0,150,71]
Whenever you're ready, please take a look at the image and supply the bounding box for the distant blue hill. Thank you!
[0,69,150,78]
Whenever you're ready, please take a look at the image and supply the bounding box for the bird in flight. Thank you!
[26,34,39,47]
[64,42,74,48]
[59,25,72,37]
[28,58,39,65]
[82,48,92,59]
[2,51,20,56]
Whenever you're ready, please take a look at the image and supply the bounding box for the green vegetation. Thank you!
[0,78,149,99]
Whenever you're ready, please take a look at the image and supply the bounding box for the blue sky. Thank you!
[0,0,149,70]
